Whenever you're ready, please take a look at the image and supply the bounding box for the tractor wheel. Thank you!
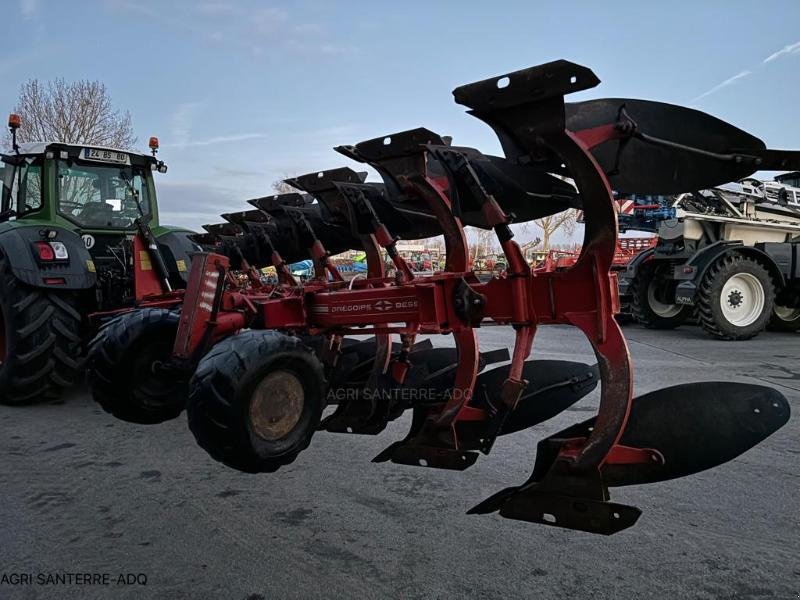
[768,303,800,332]
[697,254,774,340]
[87,308,188,424]
[630,263,691,329]
[187,330,325,473]
[0,253,83,405]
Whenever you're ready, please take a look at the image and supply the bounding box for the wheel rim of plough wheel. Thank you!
[249,370,305,441]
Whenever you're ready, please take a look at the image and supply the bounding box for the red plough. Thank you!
[88,60,792,534]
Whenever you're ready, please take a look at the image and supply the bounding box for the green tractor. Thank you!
[0,114,199,404]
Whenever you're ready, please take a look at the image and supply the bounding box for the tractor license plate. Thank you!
[81,147,131,165]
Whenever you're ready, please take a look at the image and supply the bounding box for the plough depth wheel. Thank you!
[88,308,188,424]
[187,330,326,473]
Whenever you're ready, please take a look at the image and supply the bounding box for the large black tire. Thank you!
[187,330,325,473]
[630,263,691,329]
[0,253,83,405]
[767,303,800,332]
[697,254,774,341]
[87,308,188,424]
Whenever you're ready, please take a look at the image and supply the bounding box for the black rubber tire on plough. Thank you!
[0,253,83,405]
[187,330,326,474]
[296,334,372,393]
[630,263,690,330]
[87,308,189,424]
[697,254,774,341]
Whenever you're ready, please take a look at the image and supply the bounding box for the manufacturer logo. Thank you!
[374,300,394,311]
[331,303,373,313]
[328,297,419,314]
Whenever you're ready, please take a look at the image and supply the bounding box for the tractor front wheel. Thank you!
[88,308,188,423]
[187,330,325,473]
[0,253,83,405]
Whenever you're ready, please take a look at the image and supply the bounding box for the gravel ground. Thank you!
[1,324,798,600]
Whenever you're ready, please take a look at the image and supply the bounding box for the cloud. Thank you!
[690,70,752,103]
[282,40,359,59]
[763,40,800,63]
[156,180,244,230]
[292,23,324,35]
[319,43,358,56]
[104,2,357,59]
[170,102,203,146]
[213,166,264,178]
[171,133,268,148]
[196,2,238,16]
[103,0,158,19]
[252,7,288,35]
[690,38,800,104]
[20,0,38,19]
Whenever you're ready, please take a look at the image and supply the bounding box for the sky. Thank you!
[2,0,800,238]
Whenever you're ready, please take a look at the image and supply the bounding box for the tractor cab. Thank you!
[0,115,197,314]
[1,140,165,239]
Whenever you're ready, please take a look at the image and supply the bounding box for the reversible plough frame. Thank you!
[90,60,792,535]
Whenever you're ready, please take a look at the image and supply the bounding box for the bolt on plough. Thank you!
[88,60,794,534]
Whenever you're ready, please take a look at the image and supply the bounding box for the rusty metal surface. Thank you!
[249,370,305,441]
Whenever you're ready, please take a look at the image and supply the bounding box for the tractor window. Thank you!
[57,160,151,228]
[1,158,42,217]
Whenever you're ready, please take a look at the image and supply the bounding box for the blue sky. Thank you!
[3,0,799,235]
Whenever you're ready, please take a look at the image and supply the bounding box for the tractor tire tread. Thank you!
[697,254,773,341]
[0,255,83,405]
[630,263,690,329]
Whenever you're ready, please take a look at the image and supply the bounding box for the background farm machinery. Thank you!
[534,237,656,272]
[88,60,792,534]
[618,175,800,338]
[571,169,800,336]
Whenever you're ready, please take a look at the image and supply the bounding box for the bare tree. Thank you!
[272,178,297,194]
[7,79,135,149]
[534,209,578,252]
[467,227,497,262]
[425,237,444,253]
